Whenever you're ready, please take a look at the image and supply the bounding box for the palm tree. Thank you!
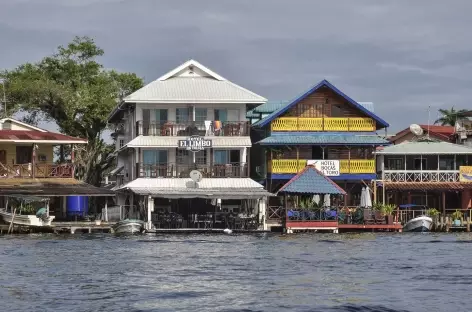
[434,107,468,126]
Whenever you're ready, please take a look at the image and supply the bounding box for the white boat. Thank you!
[0,208,55,227]
[112,219,145,234]
[403,215,433,232]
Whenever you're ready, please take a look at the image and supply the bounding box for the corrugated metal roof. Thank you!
[257,133,390,145]
[118,178,272,199]
[124,77,267,103]
[253,101,288,113]
[126,136,252,148]
[278,166,346,195]
[0,130,87,143]
[246,109,258,118]
[254,80,389,129]
[377,141,472,154]
[382,182,470,191]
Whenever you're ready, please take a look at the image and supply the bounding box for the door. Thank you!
[155,109,168,125]
[214,109,227,122]
[312,146,324,159]
[143,150,168,177]
[0,150,6,164]
[16,146,32,164]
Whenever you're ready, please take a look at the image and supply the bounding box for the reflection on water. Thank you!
[0,232,471,312]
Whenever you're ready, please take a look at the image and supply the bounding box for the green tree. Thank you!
[0,36,143,186]
[435,107,467,126]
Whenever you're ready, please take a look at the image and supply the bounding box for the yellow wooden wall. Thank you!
[0,143,54,164]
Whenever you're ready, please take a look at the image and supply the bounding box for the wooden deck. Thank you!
[146,228,270,234]
[284,220,403,233]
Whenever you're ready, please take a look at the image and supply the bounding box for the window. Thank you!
[177,150,207,165]
[214,109,227,122]
[214,150,240,164]
[195,108,207,124]
[439,156,454,170]
[214,150,228,164]
[387,158,403,170]
[154,109,168,124]
[143,150,168,165]
[119,139,125,149]
[176,108,190,123]
[414,158,427,170]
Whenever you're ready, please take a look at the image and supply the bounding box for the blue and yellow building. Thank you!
[251,80,390,206]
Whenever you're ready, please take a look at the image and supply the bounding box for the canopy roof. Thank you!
[377,141,472,155]
[257,133,390,146]
[278,166,346,195]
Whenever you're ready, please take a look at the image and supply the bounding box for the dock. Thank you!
[146,228,269,234]
[433,216,471,232]
[0,222,114,234]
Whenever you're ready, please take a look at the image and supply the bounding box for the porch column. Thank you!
[240,147,247,165]
[104,199,108,222]
[461,190,471,210]
[442,191,446,215]
[259,197,267,230]
[147,195,154,230]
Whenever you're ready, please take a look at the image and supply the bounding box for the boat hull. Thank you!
[0,209,55,227]
[403,216,433,232]
[112,220,145,234]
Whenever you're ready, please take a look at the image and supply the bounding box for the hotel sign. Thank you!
[178,135,212,152]
[307,159,340,176]
[459,166,472,183]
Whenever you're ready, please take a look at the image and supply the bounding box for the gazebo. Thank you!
[277,165,346,233]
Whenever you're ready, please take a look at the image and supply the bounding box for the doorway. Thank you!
[16,146,32,164]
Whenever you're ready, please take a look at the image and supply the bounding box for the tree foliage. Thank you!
[434,107,467,126]
[0,36,143,186]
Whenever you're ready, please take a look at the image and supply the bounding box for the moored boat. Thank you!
[112,219,145,234]
[403,215,433,232]
[0,208,55,227]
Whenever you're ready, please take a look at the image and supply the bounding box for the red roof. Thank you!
[418,125,455,135]
[0,130,87,142]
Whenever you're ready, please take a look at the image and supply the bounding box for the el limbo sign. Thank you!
[307,160,340,176]
[178,135,212,152]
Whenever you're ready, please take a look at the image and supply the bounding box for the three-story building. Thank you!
[252,80,391,208]
[107,60,271,229]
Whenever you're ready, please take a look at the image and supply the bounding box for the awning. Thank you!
[117,178,273,199]
[0,178,116,196]
[125,135,251,148]
[382,182,472,191]
[256,133,390,146]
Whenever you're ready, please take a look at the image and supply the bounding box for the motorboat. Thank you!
[0,208,55,227]
[112,219,145,234]
[399,204,433,232]
[403,215,433,232]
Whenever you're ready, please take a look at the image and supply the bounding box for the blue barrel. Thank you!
[66,196,89,218]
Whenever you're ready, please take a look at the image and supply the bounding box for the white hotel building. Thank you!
[107,60,271,229]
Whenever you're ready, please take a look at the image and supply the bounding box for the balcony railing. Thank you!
[138,162,249,178]
[271,159,375,174]
[136,121,249,137]
[0,163,74,178]
[383,170,459,182]
[271,117,376,132]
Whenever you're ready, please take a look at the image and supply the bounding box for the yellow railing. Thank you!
[271,159,375,174]
[270,117,376,132]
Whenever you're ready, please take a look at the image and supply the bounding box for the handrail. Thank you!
[136,120,249,137]
[0,163,74,178]
[138,162,249,178]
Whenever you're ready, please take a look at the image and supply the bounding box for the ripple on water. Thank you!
[0,233,470,312]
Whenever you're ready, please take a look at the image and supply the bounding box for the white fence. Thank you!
[383,170,459,182]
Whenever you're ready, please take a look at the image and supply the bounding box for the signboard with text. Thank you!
[307,159,340,176]
[459,166,472,183]
[178,135,212,152]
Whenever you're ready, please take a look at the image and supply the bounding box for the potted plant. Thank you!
[382,204,396,225]
[451,210,463,226]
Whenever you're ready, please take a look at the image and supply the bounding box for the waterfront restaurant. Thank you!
[107,59,272,230]
[376,141,472,213]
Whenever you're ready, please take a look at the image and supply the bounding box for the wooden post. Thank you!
[445,217,450,232]
[104,200,108,222]
[31,143,36,178]
[466,217,470,232]
[8,207,17,234]
[442,192,446,215]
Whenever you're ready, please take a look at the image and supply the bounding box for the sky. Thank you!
[1,0,472,133]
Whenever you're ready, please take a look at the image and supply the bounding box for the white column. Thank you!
[147,195,154,230]
[240,147,247,164]
[259,197,267,230]
[104,200,108,222]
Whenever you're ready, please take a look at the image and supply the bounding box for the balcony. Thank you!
[136,121,249,137]
[138,162,249,178]
[0,163,74,178]
[270,159,375,174]
[271,117,376,132]
[383,170,459,182]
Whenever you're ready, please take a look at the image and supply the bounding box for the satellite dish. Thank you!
[189,170,203,182]
[409,124,424,136]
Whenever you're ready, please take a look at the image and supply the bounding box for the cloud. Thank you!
[1,0,472,132]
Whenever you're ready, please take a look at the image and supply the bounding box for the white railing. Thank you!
[383,170,459,182]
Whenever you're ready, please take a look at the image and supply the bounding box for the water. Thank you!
[0,233,471,312]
